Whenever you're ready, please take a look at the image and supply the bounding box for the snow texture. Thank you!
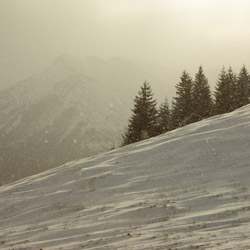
[1,105,250,249]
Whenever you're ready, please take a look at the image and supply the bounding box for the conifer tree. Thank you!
[122,81,158,145]
[158,97,171,134]
[227,66,238,110]
[235,65,250,108]
[171,71,193,129]
[214,67,236,114]
[192,66,213,121]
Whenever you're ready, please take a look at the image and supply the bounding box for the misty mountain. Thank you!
[0,55,169,186]
[1,105,250,249]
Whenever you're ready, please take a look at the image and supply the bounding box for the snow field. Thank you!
[1,105,250,249]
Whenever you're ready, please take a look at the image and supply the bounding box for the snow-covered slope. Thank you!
[0,55,168,186]
[1,105,250,249]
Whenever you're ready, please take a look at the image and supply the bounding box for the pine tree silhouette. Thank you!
[123,82,158,145]
[235,65,250,108]
[192,66,213,121]
[214,67,237,114]
[158,97,171,133]
[171,71,193,128]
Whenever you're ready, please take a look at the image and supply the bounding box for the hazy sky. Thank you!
[1,0,250,89]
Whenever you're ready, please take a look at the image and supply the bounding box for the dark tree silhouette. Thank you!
[158,97,171,133]
[191,66,213,121]
[123,82,158,145]
[235,65,250,108]
[171,71,193,128]
[214,67,237,114]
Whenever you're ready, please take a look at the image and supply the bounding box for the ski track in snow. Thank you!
[1,105,250,249]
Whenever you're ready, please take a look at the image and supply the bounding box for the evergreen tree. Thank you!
[171,71,193,129]
[235,65,250,108]
[192,66,213,121]
[227,66,238,110]
[158,97,171,133]
[123,81,158,145]
[214,67,236,114]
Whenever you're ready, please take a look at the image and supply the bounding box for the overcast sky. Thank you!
[1,0,250,89]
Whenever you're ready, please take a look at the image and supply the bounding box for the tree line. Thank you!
[123,65,250,145]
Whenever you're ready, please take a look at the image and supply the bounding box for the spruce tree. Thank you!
[123,81,158,145]
[235,65,250,108]
[171,71,193,129]
[192,66,213,121]
[227,66,238,110]
[214,67,236,114]
[158,97,171,134]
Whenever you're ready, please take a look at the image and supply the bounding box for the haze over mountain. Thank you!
[0,55,174,186]
[1,105,250,249]
[1,0,250,90]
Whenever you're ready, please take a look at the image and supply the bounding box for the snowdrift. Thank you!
[1,105,250,249]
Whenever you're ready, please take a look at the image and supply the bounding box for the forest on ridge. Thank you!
[123,65,250,145]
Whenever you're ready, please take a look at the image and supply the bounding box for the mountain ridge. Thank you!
[0,56,150,185]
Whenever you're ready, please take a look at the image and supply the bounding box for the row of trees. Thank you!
[123,65,250,145]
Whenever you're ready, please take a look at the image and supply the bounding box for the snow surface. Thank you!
[1,105,250,249]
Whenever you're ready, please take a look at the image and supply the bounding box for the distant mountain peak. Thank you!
[83,56,105,69]
[52,54,81,64]
[50,55,85,72]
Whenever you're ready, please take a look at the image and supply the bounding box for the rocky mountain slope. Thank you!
[0,55,167,185]
[1,105,250,249]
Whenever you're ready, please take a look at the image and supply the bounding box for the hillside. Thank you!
[1,105,250,249]
[0,55,170,186]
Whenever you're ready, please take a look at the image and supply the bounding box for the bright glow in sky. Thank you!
[1,0,250,89]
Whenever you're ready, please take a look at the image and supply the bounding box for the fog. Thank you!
[1,0,250,89]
